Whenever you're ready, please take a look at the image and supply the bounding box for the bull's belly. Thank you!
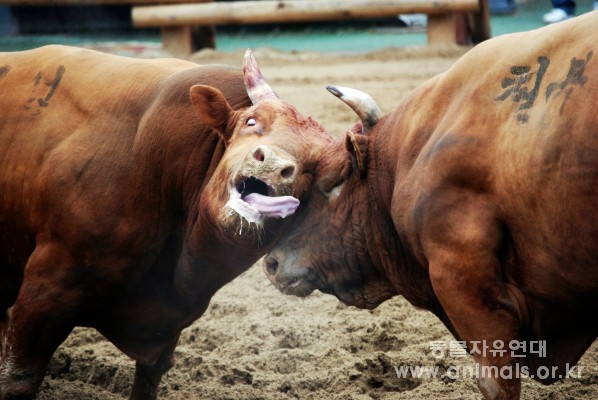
[98,327,177,366]
[89,296,211,365]
[0,220,32,307]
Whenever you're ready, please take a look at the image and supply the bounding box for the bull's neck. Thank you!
[366,115,397,215]
[155,136,224,219]
[171,131,277,285]
[152,131,257,304]
[364,113,441,312]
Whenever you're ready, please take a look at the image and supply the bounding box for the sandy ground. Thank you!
[34,46,597,399]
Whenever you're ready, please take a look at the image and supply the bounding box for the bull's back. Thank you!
[402,14,598,298]
[0,45,193,153]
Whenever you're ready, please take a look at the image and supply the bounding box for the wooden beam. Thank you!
[428,13,457,45]
[133,0,480,28]
[161,25,215,58]
[161,26,194,59]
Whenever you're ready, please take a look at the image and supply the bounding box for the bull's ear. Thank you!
[345,130,368,177]
[190,85,234,142]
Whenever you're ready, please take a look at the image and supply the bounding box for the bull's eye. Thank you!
[246,117,257,127]
[326,181,345,200]
[321,177,345,199]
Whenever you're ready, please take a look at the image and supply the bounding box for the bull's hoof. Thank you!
[0,373,39,400]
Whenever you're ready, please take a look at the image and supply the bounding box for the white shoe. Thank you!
[542,8,573,24]
[398,14,427,27]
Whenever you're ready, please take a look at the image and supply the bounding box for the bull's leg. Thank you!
[0,244,78,400]
[129,337,179,400]
[424,201,523,400]
[0,263,21,358]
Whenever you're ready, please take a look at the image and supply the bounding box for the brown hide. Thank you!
[0,45,332,400]
[265,13,598,400]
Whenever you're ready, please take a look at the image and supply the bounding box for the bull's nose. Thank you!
[262,253,315,297]
[250,145,297,182]
[264,255,279,277]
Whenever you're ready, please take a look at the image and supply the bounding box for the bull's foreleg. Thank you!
[129,337,178,400]
[424,200,523,400]
[0,244,77,400]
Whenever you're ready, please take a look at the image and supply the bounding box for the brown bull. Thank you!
[264,14,598,400]
[0,45,332,399]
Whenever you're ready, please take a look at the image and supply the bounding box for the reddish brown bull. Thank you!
[0,45,332,399]
[264,14,598,400]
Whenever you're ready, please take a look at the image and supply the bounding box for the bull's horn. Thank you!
[326,85,381,133]
[243,49,278,104]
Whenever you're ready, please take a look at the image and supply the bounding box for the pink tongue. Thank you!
[242,193,299,218]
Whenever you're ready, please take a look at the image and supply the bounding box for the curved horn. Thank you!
[326,85,382,133]
[243,49,278,104]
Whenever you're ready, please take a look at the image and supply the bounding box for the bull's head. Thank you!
[262,86,397,309]
[193,50,333,246]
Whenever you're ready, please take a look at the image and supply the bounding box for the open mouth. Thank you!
[224,175,300,225]
[237,176,276,198]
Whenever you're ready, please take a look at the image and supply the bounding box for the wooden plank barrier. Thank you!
[134,0,479,26]
[132,0,490,57]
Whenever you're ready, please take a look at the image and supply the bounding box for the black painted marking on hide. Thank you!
[0,65,10,79]
[26,66,66,114]
[545,50,593,115]
[33,71,42,86]
[495,56,550,123]
[38,65,65,107]
[497,50,593,123]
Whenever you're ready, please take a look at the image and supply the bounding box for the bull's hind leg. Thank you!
[424,201,523,400]
[0,244,78,400]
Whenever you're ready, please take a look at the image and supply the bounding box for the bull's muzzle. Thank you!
[263,253,315,297]
[225,145,300,225]
[242,145,297,187]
